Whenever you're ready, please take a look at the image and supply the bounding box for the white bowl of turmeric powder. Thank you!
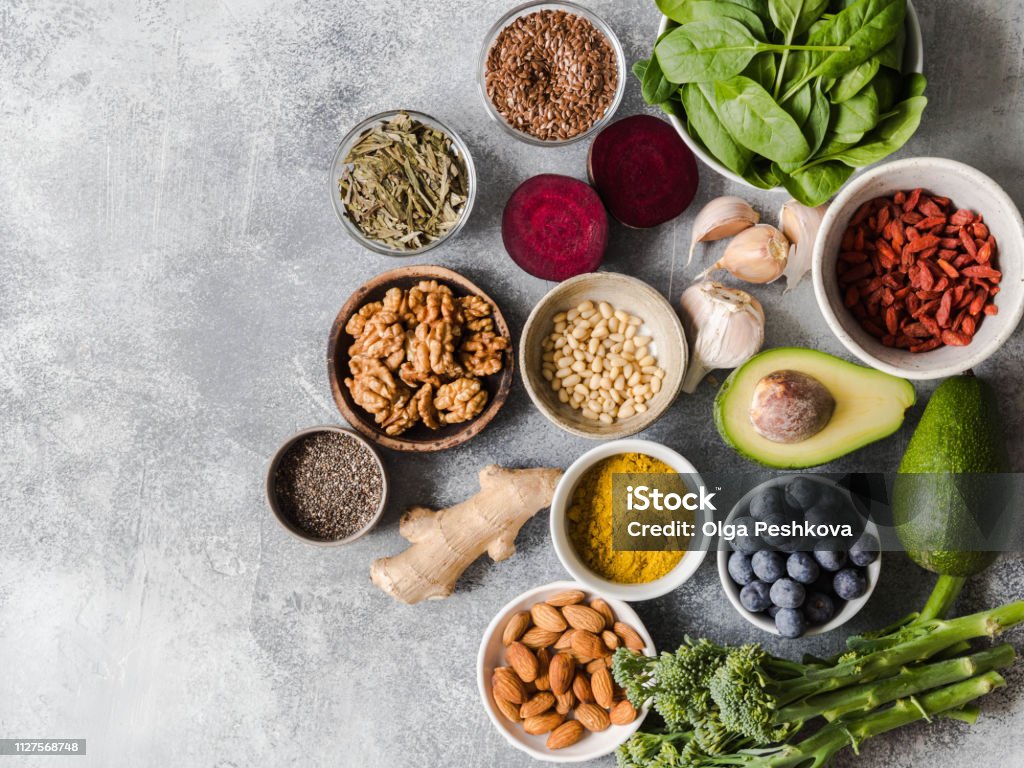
[550,439,712,601]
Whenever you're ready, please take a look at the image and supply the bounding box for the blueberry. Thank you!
[767,605,782,618]
[849,533,880,567]
[803,504,834,528]
[760,512,794,549]
[770,578,806,609]
[728,551,756,586]
[775,607,806,638]
[729,515,763,554]
[751,550,786,583]
[749,487,785,521]
[786,552,820,585]
[740,580,773,612]
[833,568,868,600]
[803,592,836,625]
[784,477,821,511]
[776,537,804,553]
[813,545,848,572]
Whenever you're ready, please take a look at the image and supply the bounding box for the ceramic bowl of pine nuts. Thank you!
[520,272,687,438]
[477,581,653,763]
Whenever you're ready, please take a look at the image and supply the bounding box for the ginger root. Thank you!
[370,465,563,604]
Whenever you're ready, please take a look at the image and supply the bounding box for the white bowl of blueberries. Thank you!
[717,475,881,639]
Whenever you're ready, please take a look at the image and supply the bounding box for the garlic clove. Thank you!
[679,281,765,393]
[699,224,789,284]
[779,200,828,293]
[687,196,760,265]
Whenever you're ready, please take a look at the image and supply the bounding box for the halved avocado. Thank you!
[714,348,916,468]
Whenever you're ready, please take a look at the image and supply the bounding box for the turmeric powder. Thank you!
[567,452,686,584]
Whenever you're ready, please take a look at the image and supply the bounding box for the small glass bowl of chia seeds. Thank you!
[266,426,388,546]
[329,109,477,256]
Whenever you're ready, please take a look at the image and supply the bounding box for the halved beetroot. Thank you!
[502,174,608,281]
[587,115,699,228]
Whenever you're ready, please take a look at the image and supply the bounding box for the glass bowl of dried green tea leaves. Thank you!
[330,110,477,255]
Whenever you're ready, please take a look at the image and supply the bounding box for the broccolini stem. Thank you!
[919,575,968,622]
[777,644,1015,723]
[782,672,1006,768]
[778,600,1024,704]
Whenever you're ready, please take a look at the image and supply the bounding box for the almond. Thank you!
[555,689,576,715]
[590,598,615,628]
[562,604,606,634]
[549,652,575,695]
[520,692,555,719]
[502,611,531,646]
[602,630,620,650]
[609,699,638,725]
[535,648,551,691]
[586,658,606,675]
[531,602,568,633]
[492,667,527,705]
[554,629,576,649]
[571,629,608,659]
[591,666,614,709]
[546,589,585,607]
[547,720,585,750]
[521,627,561,650]
[614,621,645,651]
[573,672,594,703]
[575,702,611,732]
[524,711,565,735]
[506,642,539,683]
[494,695,521,723]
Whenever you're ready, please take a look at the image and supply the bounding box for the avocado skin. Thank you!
[893,376,1009,577]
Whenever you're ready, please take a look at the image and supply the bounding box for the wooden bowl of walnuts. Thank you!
[328,265,514,452]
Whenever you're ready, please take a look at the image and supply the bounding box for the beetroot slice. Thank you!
[502,174,608,281]
[587,114,699,229]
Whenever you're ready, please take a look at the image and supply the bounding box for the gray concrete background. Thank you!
[1,0,1022,766]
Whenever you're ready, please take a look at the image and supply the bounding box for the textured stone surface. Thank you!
[1,1,1022,766]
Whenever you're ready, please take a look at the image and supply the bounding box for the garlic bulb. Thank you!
[679,282,765,393]
[779,200,828,293]
[688,196,760,265]
[699,224,790,284]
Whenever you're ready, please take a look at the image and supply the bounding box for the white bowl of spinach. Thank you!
[640,0,924,206]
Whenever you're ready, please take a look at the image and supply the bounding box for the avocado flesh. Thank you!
[714,347,916,469]
[893,375,1008,577]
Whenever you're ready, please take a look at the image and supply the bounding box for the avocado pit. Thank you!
[749,370,836,444]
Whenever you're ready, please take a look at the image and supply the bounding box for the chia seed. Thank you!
[273,431,384,541]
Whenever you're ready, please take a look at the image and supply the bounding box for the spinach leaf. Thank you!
[829,55,881,102]
[744,52,779,91]
[804,80,832,154]
[680,83,754,175]
[780,160,854,205]
[877,21,906,69]
[831,84,879,133]
[656,18,851,84]
[805,0,905,79]
[872,67,901,111]
[906,71,927,97]
[769,0,830,40]
[715,75,811,163]
[782,81,814,125]
[744,158,784,189]
[810,91,927,167]
[659,0,768,38]
[642,53,677,105]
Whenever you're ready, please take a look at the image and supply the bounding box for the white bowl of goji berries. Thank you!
[813,157,1024,379]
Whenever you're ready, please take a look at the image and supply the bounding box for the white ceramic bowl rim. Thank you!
[811,156,1024,379]
[716,475,881,637]
[477,580,655,763]
[550,439,711,602]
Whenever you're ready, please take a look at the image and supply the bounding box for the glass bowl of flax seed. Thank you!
[478,1,626,146]
[266,426,388,546]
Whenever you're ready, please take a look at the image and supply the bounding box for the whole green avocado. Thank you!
[892,375,1009,577]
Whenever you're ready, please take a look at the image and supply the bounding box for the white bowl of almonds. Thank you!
[520,272,687,438]
[478,581,653,763]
